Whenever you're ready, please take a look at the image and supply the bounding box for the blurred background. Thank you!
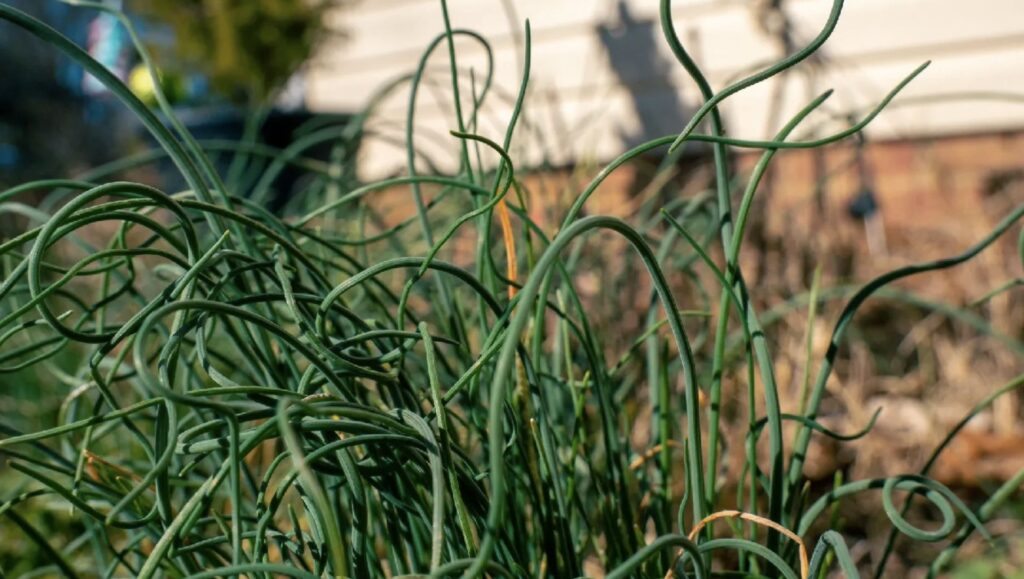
[2,0,1024,576]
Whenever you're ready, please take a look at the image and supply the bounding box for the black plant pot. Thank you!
[145,105,350,213]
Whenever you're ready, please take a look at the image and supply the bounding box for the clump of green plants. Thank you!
[1,0,1022,577]
[129,0,347,104]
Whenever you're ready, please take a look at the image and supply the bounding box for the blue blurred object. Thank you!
[82,11,129,96]
[0,143,20,169]
[847,187,879,219]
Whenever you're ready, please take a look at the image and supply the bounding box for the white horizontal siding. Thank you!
[307,0,1024,177]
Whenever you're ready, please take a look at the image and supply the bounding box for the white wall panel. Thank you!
[308,0,1024,177]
